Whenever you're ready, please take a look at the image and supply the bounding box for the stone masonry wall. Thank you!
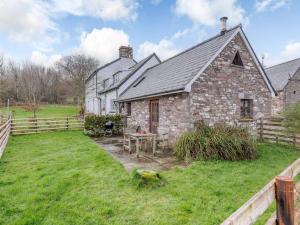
[127,93,191,144]
[271,91,284,115]
[284,69,300,108]
[190,33,272,134]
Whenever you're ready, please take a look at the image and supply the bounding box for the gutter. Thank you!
[115,88,186,102]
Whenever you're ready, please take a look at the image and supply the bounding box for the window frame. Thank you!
[103,78,109,89]
[127,102,131,116]
[113,73,119,84]
[240,99,253,119]
[231,51,244,67]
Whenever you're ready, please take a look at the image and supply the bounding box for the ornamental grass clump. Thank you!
[175,123,257,161]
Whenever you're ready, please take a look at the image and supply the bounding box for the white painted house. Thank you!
[85,46,160,115]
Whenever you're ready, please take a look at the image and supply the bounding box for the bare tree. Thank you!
[19,62,45,117]
[57,54,99,111]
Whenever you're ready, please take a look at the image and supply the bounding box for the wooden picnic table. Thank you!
[128,133,157,158]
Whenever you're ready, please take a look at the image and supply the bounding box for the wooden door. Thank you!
[149,100,159,133]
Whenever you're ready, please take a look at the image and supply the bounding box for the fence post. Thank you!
[259,118,263,141]
[275,176,295,225]
[293,135,297,148]
[35,118,38,133]
[66,117,69,130]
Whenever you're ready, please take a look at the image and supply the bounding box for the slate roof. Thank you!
[99,53,160,94]
[265,58,300,91]
[117,25,240,101]
[85,57,136,83]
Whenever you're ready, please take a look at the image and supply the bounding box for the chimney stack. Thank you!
[220,17,228,34]
[119,46,133,59]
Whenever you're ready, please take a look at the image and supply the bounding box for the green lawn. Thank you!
[0,132,299,225]
[0,104,79,118]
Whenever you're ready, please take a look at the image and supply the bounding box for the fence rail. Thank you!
[0,117,11,158]
[11,116,84,135]
[258,117,300,147]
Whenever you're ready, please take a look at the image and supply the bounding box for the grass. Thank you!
[0,104,79,118]
[0,132,299,225]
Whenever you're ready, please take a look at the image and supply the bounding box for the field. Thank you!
[0,104,79,118]
[0,131,299,225]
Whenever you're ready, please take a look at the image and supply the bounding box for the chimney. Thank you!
[119,46,133,59]
[220,17,228,34]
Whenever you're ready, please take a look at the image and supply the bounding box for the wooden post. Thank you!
[260,118,264,141]
[66,117,69,130]
[275,176,295,225]
[35,118,38,133]
[293,135,297,148]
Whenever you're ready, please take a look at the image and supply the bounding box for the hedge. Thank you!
[84,114,125,137]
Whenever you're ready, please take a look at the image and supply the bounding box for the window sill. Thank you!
[239,118,255,122]
[231,64,244,69]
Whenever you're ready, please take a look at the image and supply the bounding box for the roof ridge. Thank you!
[266,57,300,69]
[144,24,242,70]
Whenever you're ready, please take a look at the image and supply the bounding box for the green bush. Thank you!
[175,123,257,161]
[84,114,124,137]
[132,169,166,189]
[283,102,300,134]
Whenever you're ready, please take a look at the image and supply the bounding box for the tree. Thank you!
[57,54,99,108]
[19,62,45,117]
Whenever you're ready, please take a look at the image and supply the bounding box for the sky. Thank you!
[0,0,299,67]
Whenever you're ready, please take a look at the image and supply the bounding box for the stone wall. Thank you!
[271,91,284,115]
[284,69,300,108]
[190,33,272,134]
[126,93,191,144]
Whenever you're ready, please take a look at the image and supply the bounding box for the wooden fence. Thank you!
[0,116,11,158]
[258,117,300,147]
[11,116,84,135]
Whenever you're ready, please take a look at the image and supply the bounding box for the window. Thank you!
[127,102,131,116]
[294,90,297,94]
[103,79,109,89]
[232,51,244,67]
[240,99,253,119]
[111,100,116,112]
[113,73,119,84]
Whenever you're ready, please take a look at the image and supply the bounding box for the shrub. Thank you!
[175,123,257,161]
[84,114,124,137]
[283,102,300,134]
[132,169,166,189]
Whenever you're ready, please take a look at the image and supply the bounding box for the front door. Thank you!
[149,100,159,133]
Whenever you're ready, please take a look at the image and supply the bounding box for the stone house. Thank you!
[85,46,160,115]
[265,58,300,115]
[116,18,276,144]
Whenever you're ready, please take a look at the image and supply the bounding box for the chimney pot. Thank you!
[119,46,133,59]
[220,17,228,34]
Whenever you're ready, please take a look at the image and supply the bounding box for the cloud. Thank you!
[263,41,300,66]
[0,0,59,51]
[0,0,138,52]
[138,29,192,60]
[31,51,62,67]
[174,0,247,26]
[76,28,130,63]
[51,0,139,21]
[255,0,289,12]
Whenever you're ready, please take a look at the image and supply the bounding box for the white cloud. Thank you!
[31,51,62,67]
[138,39,180,60]
[138,29,192,60]
[76,28,130,63]
[52,0,139,21]
[174,0,247,26]
[263,41,300,67]
[0,0,59,51]
[255,0,289,12]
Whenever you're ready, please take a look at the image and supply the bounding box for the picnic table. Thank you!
[128,133,157,158]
